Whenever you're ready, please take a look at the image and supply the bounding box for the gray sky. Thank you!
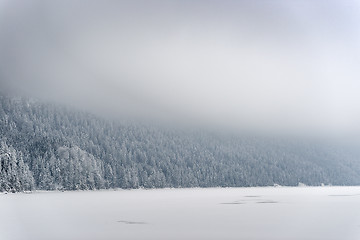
[1,0,360,135]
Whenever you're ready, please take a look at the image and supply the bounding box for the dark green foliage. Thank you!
[0,94,359,192]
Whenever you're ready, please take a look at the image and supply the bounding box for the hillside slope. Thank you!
[1,94,360,192]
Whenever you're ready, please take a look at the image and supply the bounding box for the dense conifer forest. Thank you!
[1,94,359,192]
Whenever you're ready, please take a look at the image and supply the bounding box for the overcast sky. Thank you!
[1,0,360,135]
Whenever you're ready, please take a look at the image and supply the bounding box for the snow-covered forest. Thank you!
[1,94,360,192]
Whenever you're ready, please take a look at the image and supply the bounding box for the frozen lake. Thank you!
[1,187,360,240]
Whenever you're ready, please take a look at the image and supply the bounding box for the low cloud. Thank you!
[1,0,360,135]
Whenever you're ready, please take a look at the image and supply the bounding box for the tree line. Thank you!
[1,94,359,192]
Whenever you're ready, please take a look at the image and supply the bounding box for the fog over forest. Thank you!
[1,3,360,240]
[1,0,360,136]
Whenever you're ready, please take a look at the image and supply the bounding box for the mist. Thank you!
[1,0,360,136]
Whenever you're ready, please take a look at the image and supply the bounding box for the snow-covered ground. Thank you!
[1,186,359,240]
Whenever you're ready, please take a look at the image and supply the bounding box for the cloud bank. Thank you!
[1,0,360,135]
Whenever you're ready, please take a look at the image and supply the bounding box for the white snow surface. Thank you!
[1,186,360,240]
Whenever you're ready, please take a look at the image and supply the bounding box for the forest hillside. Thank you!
[1,94,360,192]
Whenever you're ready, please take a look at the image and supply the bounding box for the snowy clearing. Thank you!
[1,187,360,240]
